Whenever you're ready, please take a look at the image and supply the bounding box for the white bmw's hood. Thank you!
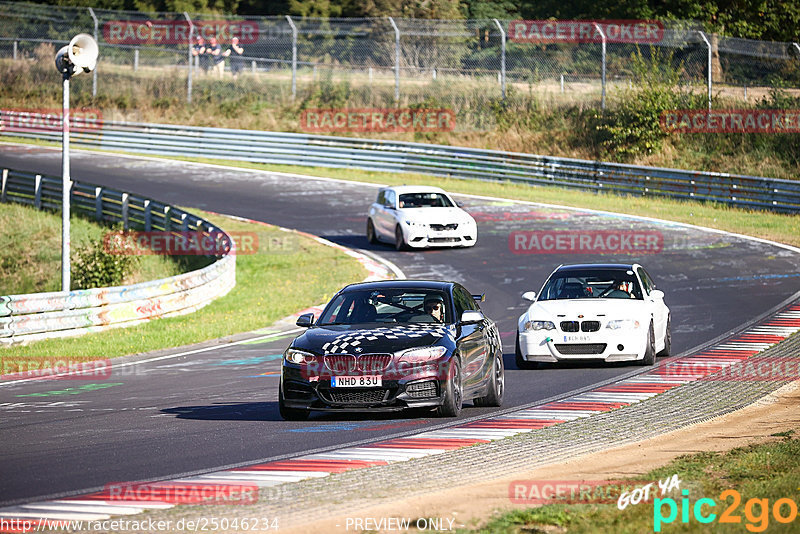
[399,207,474,225]
[523,298,648,321]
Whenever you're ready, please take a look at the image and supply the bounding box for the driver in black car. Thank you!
[424,294,445,323]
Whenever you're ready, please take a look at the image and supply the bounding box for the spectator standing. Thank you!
[208,36,224,78]
[191,36,208,73]
[227,36,245,80]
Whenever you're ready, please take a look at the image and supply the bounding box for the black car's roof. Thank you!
[555,263,637,272]
[339,280,455,292]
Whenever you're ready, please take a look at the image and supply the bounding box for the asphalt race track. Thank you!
[2,143,800,506]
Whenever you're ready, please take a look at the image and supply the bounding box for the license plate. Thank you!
[564,335,591,342]
[331,375,382,387]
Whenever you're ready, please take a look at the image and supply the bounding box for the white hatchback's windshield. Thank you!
[539,270,643,300]
[398,193,454,208]
[318,289,450,325]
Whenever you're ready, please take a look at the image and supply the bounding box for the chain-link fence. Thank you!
[2,1,800,120]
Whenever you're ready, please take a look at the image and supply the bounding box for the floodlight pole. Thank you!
[61,70,71,291]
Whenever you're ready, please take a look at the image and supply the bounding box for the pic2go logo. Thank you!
[653,489,798,532]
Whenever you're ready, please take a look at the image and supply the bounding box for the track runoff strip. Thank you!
[1,302,798,530]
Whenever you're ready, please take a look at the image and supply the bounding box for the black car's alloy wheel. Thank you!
[474,351,504,407]
[437,358,463,417]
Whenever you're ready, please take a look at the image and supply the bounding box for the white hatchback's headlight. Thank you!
[284,348,315,364]
[397,346,447,362]
[524,320,556,331]
[606,319,641,330]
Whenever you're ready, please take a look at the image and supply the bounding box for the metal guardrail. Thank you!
[3,118,799,213]
[0,168,236,345]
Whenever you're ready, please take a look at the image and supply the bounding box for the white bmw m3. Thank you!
[516,263,671,368]
[366,186,478,250]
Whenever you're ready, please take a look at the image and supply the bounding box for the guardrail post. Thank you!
[180,212,188,231]
[184,12,194,104]
[389,17,400,102]
[593,22,606,110]
[493,19,506,100]
[144,199,151,231]
[286,16,297,100]
[94,186,103,221]
[164,205,171,232]
[698,31,712,111]
[34,174,42,209]
[1,169,7,203]
[121,192,129,230]
[88,8,98,98]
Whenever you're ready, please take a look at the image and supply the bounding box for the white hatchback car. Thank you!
[516,263,671,368]
[366,186,478,250]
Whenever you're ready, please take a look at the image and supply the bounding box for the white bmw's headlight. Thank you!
[606,319,641,330]
[404,220,426,227]
[285,348,315,364]
[397,346,447,362]
[524,320,556,331]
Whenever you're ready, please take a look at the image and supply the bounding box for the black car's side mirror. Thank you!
[296,313,314,328]
[460,310,484,324]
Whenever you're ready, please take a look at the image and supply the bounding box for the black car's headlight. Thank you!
[396,346,447,363]
[284,348,315,364]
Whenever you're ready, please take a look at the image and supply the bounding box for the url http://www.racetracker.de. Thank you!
[0,517,280,532]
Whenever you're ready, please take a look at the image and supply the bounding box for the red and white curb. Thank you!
[2,304,798,529]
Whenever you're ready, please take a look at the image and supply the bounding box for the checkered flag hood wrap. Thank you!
[321,324,454,355]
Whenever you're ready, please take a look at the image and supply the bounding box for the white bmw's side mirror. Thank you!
[650,289,665,299]
[522,291,537,302]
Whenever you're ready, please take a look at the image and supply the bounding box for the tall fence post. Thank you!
[493,19,506,100]
[12,41,17,60]
[88,8,98,98]
[389,17,400,102]
[184,12,194,104]
[286,15,297,99]
[698,31,712,111]
[593,22,606,110]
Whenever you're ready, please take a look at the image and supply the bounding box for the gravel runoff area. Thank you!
[122,323,800,532]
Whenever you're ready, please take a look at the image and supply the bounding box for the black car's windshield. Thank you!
[398,193,454,208]
[318,289,450,325]
[539,269,644,301]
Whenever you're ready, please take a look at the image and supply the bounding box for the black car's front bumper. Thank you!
[281,365,446,412]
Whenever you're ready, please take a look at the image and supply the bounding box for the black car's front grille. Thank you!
[406,380,438,398]
[554,343,607,355]
[324,354,392,373]
[321,389,390,405]
[561,321,601,332]
[430,223,458,231]
[357,354,392,372]
[581,321,600,332]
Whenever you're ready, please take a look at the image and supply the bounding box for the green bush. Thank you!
[71,234,140,290]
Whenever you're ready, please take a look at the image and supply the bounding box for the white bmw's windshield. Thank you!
[398,193,454,208]
[539,270,644,301]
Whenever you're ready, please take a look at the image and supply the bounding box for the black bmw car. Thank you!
[279,280,504,420]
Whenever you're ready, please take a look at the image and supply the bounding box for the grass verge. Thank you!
[0,202,185,295]
[1,209,367,360]
[462,431,799,533]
